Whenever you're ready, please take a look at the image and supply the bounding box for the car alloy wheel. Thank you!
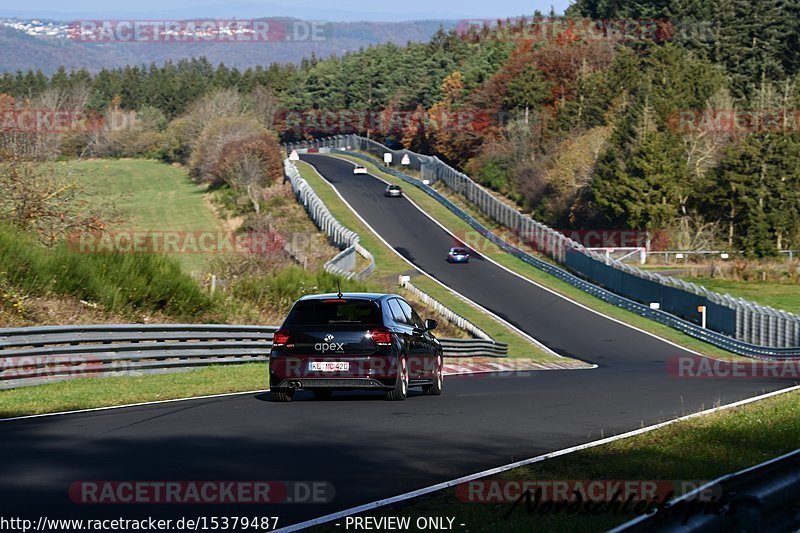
[386,356,408,401]
[423,355,443,396]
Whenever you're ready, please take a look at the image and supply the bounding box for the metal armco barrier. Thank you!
[0,324,508,389]
[611,449,800,532]
[437,338,508,357]
[284,158,375,280]
[399,277,493,341]
[285,136,800,357]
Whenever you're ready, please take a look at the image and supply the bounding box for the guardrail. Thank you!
[0,324,507,389]
[284,158,375,280]
[287,137,800,358]
[611,448,800,532]
[399,276,493,341]
[437,338,508,358]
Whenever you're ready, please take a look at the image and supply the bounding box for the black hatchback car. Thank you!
[269,293,443,402]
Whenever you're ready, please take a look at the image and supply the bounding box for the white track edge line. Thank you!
[277,383,800,532]
[0,389,269,423]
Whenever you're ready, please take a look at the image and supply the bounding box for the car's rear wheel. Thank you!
[423,355,443,396]
[271,388,294,402]
[312,389,333,400]
[385,356,408,401]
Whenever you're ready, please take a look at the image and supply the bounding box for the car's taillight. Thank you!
[273,330,290,347]
[370,328,393,346]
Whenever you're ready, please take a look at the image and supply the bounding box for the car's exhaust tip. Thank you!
[287,381,302,389]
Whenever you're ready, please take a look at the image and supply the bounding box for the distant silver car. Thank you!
[353,165,368,175]
[384,184,403,197]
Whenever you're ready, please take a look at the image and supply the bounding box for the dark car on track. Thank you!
[269,293,443,402]
[447,247,470,263]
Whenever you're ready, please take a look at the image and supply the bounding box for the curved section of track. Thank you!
[302,153,689,366]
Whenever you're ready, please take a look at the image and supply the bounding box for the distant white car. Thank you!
[384,184,403,197]
[353,165,368,175]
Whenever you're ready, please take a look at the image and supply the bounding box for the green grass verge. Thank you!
[0,224,212,319]
[70,159,223,273]
[316,388,800,532]
[0,363,268,418]
[295,161,562,363]
[330,154,744,361]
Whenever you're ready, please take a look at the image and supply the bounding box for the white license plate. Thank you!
[308,361,349,372]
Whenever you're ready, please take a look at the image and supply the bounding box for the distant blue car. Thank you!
[447,247,470,263]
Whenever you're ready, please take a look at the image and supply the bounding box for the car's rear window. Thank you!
[388,185,400,190]
[452,248,468,254]
[284,299,382,326]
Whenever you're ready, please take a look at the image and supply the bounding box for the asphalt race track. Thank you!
[0,154,796,531]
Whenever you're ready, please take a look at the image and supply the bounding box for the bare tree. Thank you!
[215,133,284,212]
[244,86,281,131]
[189,117,266,183]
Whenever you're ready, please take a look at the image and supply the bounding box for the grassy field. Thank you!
[0,364,267,418]
[682,277,800,314]
[295,161,563,364]
[330,154,746,361]
[315,387,800,532]
[69,159,223,273]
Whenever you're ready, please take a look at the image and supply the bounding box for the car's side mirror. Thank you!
[425,319,437,331]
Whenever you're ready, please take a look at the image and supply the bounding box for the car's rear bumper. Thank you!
[273,377,388,390]
[270,353,400,389]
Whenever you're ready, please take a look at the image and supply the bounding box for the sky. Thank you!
[0,0,572,22]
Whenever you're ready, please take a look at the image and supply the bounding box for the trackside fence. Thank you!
[0,324,508,389]
[284,158,375,280]
[285,136,800,357]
